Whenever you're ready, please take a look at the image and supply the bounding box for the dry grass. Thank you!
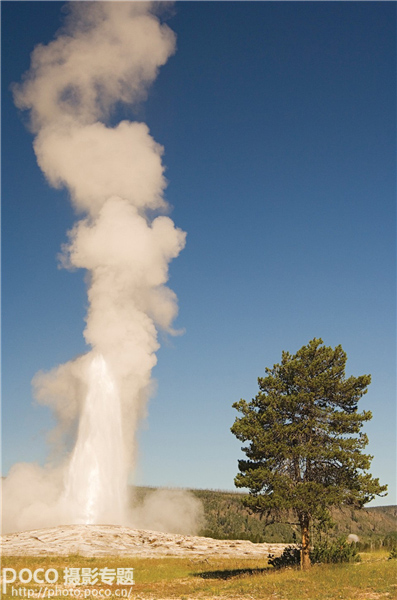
[1,551,396,599]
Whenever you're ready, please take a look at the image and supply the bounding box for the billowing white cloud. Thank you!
[3,1,198,535]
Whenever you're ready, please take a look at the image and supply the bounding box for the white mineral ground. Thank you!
[1,524,288,558]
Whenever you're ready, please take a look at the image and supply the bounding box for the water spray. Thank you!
[2,2,199,534]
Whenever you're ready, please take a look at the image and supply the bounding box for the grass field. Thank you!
[2,551,396,600]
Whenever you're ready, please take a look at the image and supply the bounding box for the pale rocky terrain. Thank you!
[1,524,287,558]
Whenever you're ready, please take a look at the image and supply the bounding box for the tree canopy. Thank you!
[231,338,387,569]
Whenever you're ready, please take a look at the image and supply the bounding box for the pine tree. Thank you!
[231,338,387,569]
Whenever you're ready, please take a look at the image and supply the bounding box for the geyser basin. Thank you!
[1,524,288,558]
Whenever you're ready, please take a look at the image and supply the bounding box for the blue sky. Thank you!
[2,2,396,506]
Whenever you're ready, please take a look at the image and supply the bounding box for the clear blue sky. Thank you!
[2,2,396,506]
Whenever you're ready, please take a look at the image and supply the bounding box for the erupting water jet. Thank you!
[2,2,198,535]
[62,354,127,525]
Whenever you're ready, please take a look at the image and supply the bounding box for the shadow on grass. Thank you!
[193,567,269,580]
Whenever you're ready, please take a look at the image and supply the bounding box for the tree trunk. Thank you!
[300,515,311,570]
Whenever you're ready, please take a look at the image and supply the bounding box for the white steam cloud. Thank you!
[3,1,202,535]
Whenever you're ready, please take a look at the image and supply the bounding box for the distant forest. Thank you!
[132,486,397,549]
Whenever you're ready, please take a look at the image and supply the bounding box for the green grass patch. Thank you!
[2,551,396,599]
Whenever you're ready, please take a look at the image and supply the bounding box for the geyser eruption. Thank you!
[62,355,127,525]
[2,2,201,534]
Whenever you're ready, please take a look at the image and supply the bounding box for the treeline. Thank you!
[193,488,294,543]
[192,489,396,548]
[131,486,396,547]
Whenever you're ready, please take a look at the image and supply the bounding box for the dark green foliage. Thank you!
[268,538,361,570]
[128,486,395,547]
[193,489,297,543]
[388,548,397,560]
[231,339,387,567]
[310,537,361,564]
[231,338,386,517]
[383,532,397,550]
[268,546,301,569]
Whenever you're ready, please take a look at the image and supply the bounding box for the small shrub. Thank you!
[268,546,300,569]
[383,532,397,550]
[388,548,397,560]
[310,537,361,564]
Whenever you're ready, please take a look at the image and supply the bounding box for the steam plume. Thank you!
[2,1,201,534]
